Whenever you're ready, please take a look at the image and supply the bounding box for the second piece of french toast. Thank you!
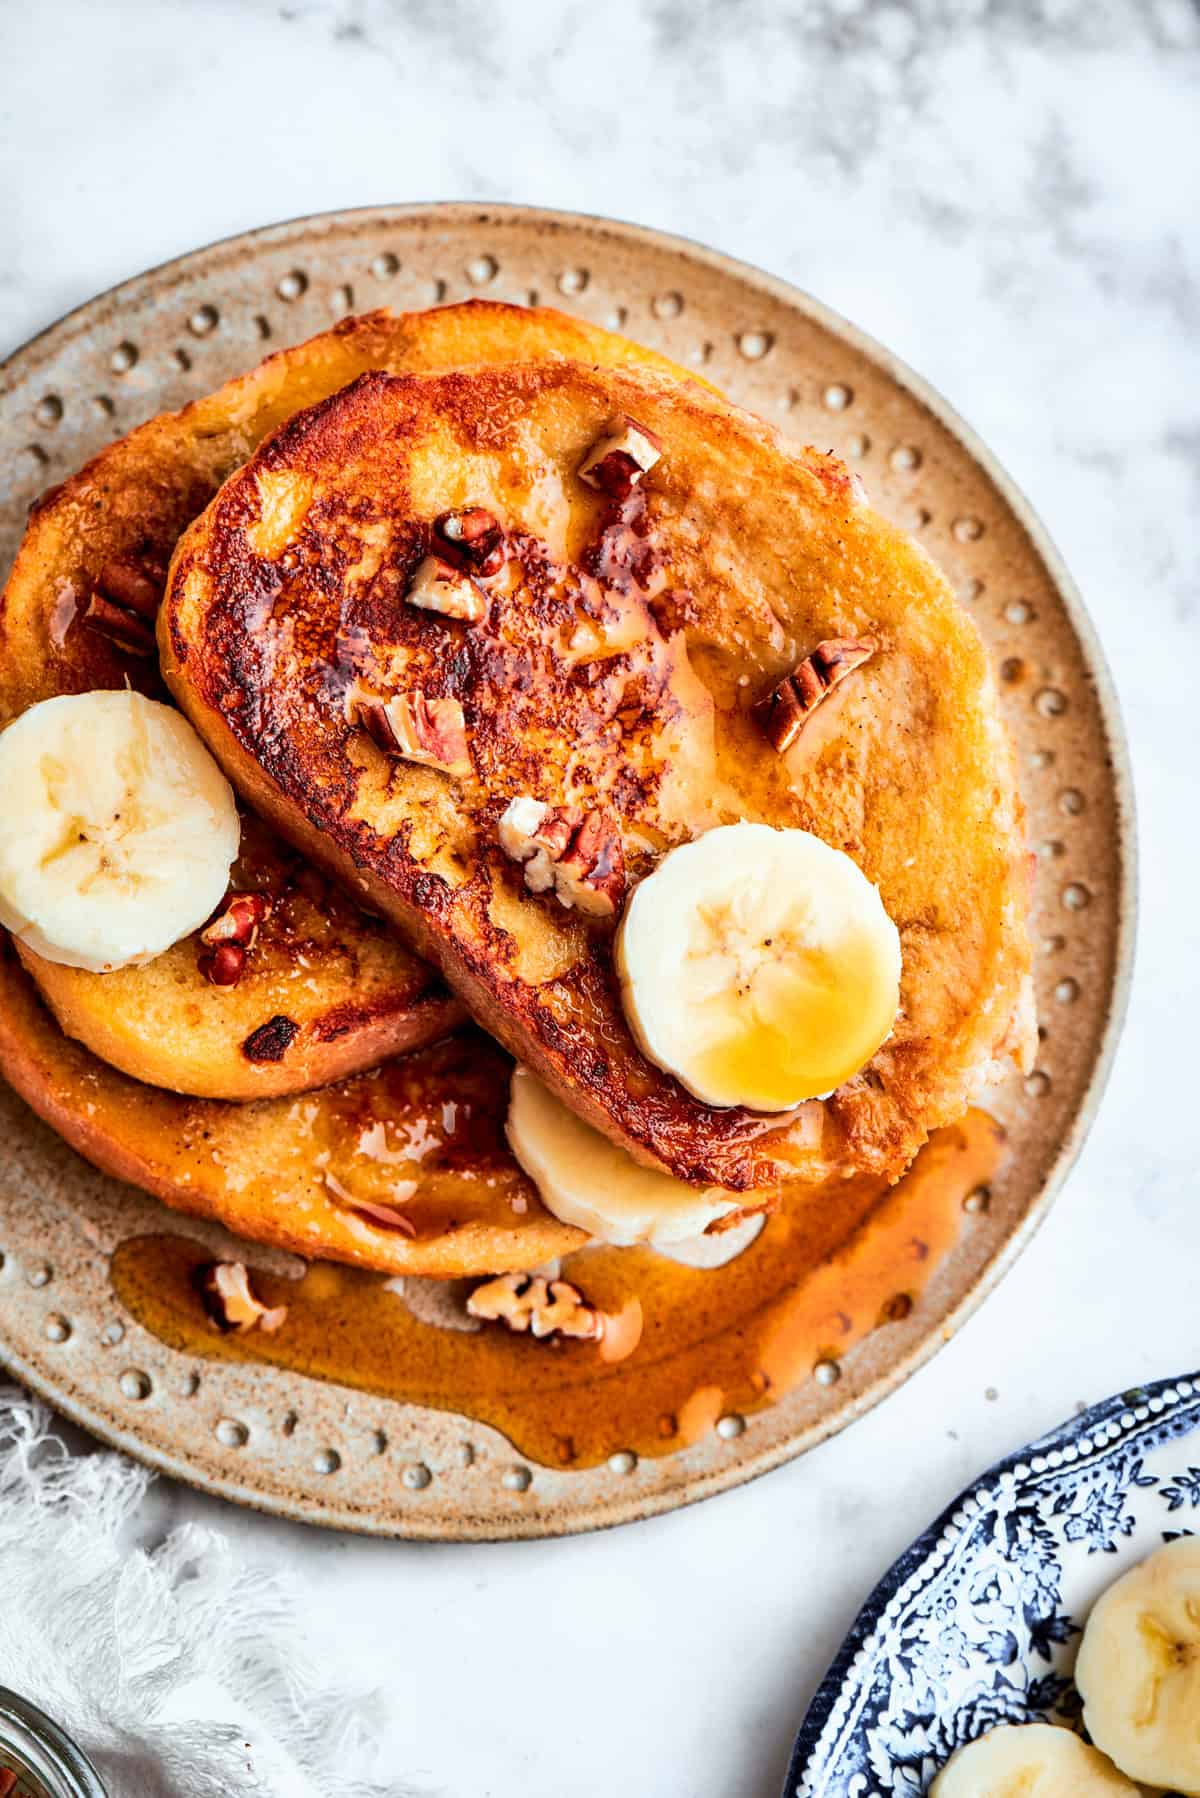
[161,359,1035,1191]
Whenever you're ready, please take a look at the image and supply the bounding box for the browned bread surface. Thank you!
[162,361,1035,1191]
[16,811,460,1100]
[0,939,583,1277]
[0,302,699,1100]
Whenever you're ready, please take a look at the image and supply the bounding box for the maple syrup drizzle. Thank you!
[111,1110,1004,1470]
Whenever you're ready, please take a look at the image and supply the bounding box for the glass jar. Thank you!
[0,1691,106,1798]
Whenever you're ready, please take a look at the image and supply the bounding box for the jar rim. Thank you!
[0,1689,107,1798]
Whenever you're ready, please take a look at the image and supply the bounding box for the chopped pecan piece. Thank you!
[404,554,488,624]
[554,809,626,918]
[195,1261,288,1335]
[96,557,163,619]
[197,892,272,986]
[201,891,272,951]
[343,1198,416,1235]
[322,1171,418,1234]
[82,591,156,656]
[80,557,165,656]
[752,636,879,754]
[467,1272,605,1343]
[497,797,625,919]
[434,506,507,577]
[198,941,246,987]
[578,417,663,499]
[345,680,471,778]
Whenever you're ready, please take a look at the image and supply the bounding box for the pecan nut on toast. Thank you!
[0,302,708,1103]
[161,361,1036,1192]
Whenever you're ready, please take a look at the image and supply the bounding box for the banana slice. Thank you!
[505,1065,740,1245]
[616,822,901,1111]
[930,1723,1137,1795]
[0,691,240,972]
[1075,1535,1200,1793]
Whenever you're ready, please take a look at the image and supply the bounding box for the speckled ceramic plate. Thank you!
[0,205,1134,1539]
[785,1371,1199,1795]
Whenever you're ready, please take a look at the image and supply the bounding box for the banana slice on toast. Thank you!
[162,359,1034,1191]
[0,302,708,1106]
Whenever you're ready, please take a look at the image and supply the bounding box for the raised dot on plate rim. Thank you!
[608,1450,637,1473]
[737,330,773,360]
[716,1414,745,1439]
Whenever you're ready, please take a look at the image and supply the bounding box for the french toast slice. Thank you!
[162,361,1036,1193]
[15,811,459,1100]
[0,302,708,1099]
[0,939,583,1277]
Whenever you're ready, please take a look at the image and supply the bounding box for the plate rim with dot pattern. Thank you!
[0,203,1135,1540]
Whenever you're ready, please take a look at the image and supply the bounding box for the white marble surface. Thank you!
[2,2,1199,1793]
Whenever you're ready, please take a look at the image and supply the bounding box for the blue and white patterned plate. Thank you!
[785,1372,1200,1796]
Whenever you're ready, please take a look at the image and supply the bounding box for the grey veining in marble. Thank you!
[1,2,1198,1793]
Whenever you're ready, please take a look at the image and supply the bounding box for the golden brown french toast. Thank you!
[0,939,582,1277]
[162,361,1035,1192]
[0,302,707,1100]
[16,812,458,1100]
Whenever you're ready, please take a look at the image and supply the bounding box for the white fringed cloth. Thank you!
[0,1390,396,1797]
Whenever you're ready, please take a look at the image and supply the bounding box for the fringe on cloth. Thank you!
[0,1390,401,1798]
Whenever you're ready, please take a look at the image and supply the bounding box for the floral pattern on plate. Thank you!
[785,1372,1200,1796]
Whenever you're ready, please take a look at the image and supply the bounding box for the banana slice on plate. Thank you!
[0,691,240,973]
[506,1065,741,1245]
[616,822,901,1111]
[930,1722,1138,1795]
[1075,1535,1200,1793]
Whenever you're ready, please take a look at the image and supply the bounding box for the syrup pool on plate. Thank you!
[112,1110,1005,1470]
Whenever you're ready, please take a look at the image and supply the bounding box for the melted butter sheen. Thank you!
[112,1110,1004,1470]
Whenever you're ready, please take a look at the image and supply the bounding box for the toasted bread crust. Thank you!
[0,939,583,1277]
[16,810,461,1100]
[0,302,703,1101]
[163,361,1035,1191]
